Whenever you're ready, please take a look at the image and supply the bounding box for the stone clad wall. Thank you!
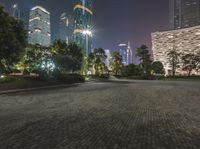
[152,25,200,75]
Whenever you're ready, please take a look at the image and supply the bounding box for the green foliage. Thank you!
[151,61,165,74]
[0,5,27,73]
[0,76,14,84]
[123,64,142,76]
[110,52,123,76]
[51,40,83,73]
[167,50,180,76]
[136,45,152,76]
[87,48,108,76]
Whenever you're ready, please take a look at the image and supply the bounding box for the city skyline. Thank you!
[0,0,169,62]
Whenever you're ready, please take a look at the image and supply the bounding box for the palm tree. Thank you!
[167,50,180,76]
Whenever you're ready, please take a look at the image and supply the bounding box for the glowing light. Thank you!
[31,6,50,15]
[0,75,5,79]
[83,30,92,36]
[29,17,41,22]
[74,4,93,15]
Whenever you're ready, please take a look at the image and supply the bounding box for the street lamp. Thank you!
[83,30,92,56]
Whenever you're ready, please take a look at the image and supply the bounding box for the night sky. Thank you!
[0,0,169,63]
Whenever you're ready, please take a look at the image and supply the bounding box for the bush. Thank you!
[58,74,85,83]
[23,69,30,75]
[0,76,14,84]
[38,69,49,80]
[52,69,61,79]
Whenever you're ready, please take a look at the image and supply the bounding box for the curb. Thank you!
[0,83,84,95]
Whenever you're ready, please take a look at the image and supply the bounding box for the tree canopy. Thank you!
[0,5,27,73]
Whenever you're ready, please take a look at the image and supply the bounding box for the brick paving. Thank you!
[0,80,199,149]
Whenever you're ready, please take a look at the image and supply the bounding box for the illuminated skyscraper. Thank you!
[12,3,21,20]
[28,6,51,46]
[119,42,133,65]
[169,0,200,29]
[73,0,93,55]
[59,13,74,44]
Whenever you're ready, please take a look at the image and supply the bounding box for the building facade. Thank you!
[59,13,74,44]
[169,0,200,29]
[152,25,200,75]
[28,6,51,46]
[119,42,133,65]
[73,0,93,55]
[104,49,111,69]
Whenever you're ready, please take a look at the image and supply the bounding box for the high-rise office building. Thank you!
[73,0,93,55]
[28,6,51,46]
[119,42,133,65]
[169,0,200,29]
[119,44,128,65]
[12,3,28,29]
[104,49,111,69]
[12,3,21,20]
[59,13,74,44]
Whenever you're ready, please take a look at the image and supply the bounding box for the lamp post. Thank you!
[83,30,92,56]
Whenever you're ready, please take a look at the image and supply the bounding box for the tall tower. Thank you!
[59,13,74,44]
[12,3,21,20]
[28,6,51,46]
[126,42,133,65]
[73,0,93,55]
[169,0,200,30]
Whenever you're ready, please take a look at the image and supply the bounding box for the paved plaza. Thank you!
[0,80,199,149]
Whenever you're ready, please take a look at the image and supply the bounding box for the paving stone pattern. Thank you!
[0,81,199,149]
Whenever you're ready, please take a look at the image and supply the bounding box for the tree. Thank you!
[123,64,142,76]
[167,50,180,76]
[22,44,43,74]
[51,40,83,73]
[151,61,165,74]
[111,52,123,75]
[136,45,152,76]
[0,5,27,73]
[182,53,200,76]
[87,48,107,76]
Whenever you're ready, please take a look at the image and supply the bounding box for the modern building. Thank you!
[127,42,133,65]
[169,0,200,30]
[59,13,74,44]
[152,25,200,75]
[119,42,133,65]
[104,49,111,69]
[28,6,51,46]
[12,3,21,20]
[12,3,28,29]
[73,0,93,55]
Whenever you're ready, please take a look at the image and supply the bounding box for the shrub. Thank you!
[58,74,85,83]
[38,69,49,80]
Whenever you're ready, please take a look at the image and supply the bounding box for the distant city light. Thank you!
[13,4,18,9]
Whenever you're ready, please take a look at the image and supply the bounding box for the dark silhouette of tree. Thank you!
[136,45,152,76]
[51,40,83,73]
[87,48,107,76]
[111,52,123,75]
[0,5,27,73]
[151,61,165,74]
[167,50,180,76]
